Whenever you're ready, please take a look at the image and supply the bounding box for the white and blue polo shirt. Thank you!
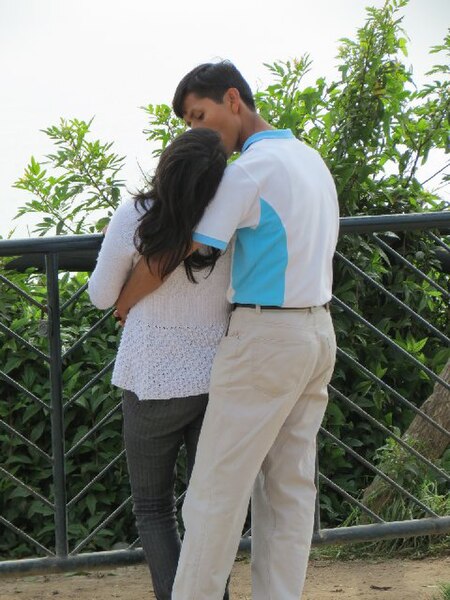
[193,129,339,308]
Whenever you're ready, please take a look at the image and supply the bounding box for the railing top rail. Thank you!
[0,234,103,256]
[0,211,448,256]
[339,211,449,234]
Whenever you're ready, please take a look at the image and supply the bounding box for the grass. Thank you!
[432,583,450,600]
[310,535,450,561]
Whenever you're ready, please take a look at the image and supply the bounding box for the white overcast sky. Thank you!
[0,0,449,237]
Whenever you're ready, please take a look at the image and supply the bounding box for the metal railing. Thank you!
[0,211,449,576]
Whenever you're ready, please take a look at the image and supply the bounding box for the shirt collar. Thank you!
[242,129,294,152]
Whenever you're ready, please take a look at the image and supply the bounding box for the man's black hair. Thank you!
[172,61,256,118]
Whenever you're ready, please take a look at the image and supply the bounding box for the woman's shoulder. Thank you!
[113,196,152,219]
[107,197,153,234]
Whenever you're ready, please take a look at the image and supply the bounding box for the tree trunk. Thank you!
[361,359,450,514]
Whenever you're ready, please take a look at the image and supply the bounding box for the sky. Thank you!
[0,0,449,238]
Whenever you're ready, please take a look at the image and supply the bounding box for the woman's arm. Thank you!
[114,256,164,321]
[87,202,138,309]
[114,241,204,322]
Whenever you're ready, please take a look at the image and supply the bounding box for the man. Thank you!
[116,61,339,600]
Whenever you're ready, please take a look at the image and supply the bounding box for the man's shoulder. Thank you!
[230,144,270,180]
[218,157,258,189]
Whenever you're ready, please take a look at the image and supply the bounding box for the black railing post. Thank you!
[45,253,68,558]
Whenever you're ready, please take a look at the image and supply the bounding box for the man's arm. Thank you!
[115,242,203,322]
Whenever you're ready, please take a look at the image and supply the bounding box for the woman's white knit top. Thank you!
[88,199,231,400]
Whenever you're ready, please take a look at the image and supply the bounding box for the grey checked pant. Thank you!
[122,389,230,600]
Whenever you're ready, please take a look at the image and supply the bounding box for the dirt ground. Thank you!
[2,555,449,600]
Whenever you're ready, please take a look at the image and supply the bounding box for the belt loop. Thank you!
[256,305,262,314]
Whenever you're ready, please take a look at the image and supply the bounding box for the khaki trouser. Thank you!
[172,305,336,600]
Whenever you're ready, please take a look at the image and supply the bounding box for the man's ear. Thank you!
[225,88,241,114]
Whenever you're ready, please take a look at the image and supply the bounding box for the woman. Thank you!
[88,128,230,600]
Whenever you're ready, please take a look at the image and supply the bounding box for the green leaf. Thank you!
[86,494,97,516]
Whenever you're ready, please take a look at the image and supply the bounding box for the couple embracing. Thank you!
[88,61,339,600]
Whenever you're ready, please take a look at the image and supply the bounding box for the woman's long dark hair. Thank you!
[134,128,227,282]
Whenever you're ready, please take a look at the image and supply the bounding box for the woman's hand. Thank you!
[114,298,130,326]
[113,308,125,326]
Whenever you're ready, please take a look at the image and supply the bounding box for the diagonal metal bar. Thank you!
[319,473,384,523]
[428,231,450,252]
[0,466,54,508]
[60,282,89,313]
[65,400,122,458]
[175,490,186,507]
[333,296,450,392]
[69,496,133,555]
[0,370,50,410]
[329,385,450,483]
[0,274,45,309]
[0,321,49,361]
[62,310,115,361]
[320,428,439,517]
[67,450,126,508]
[0,419,52,462]
[337,348,450,438]
[0,516,55,557]
[64,360,114,409]
[372,234,450,300]
[335,251,449,345]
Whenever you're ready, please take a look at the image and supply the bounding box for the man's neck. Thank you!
[237,113,273,152]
